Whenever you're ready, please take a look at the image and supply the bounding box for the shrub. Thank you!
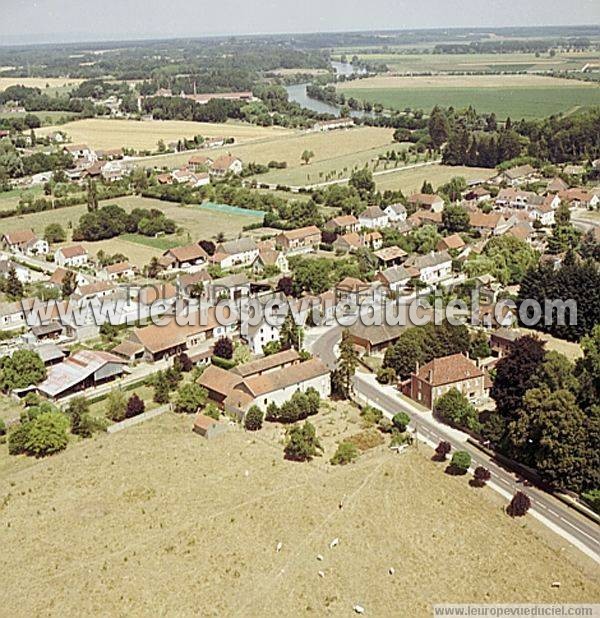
[360,405,382,427]
[435,440,451,460]
[174,383,207,414]
[331,441,359,465]
[213,337,234,360]
[376,367,396,384]
[126,393,145,418]
[244,405,263,431]
[203,403,220,420]
[106,388,127,422]
[473,466,491,487]
[392,412,410,432]
[434,388,480,431]
[175,352,193,372]
[507,491,531,517]
[0,418,5,436]
[8,422,31,455]
[450,450,471,474]
[211,355,237,370]
[582,489,600,515]
[377,417,393,434]
[390,430,413,448]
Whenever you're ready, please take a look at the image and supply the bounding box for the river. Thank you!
[284,61,371,119]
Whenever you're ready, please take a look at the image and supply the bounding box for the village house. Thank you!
[410,353,486,409]
[188,154,213,172]
[46,267,91,291]
[383,203,408,223]
[404,250,452,285]
[547,177,569,193]
[171,166,210,187]
[490,328,523,358]
[335,277,371,303]
[558,188,600,210]
[358,205,389,229]
[325,214,359,233]
[63,143,97,166]
[210,154,243,177]
[276,226,321,255]
[2,230,49,256]
[54,245,89,268]
[506,221,536,244]
[347,322,406,355]
[530,202,556,226]
[211,237,259,269]
[71,281,117,305]
[37,350,127,400]
[376,265,412,294]
[311,117,355,132]
[333,231,382,253]
[407,193,444,213]
[464,187,492,203]
[242,320,280,355]
[436,233,466,253]
[252,249,289,275]
[373,245,407,267]
[207,272,250,302]
[99,261,136,281]
[498,164,537,187]
[469,212,512,236]
[192,413,228,439]
[232,348,301,379]
[0,258,34,284]
[161,244,208,272]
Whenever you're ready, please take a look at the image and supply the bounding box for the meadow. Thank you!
[375,163,495,194]
[0,410,598,616]
[334,50,600,74]
[337,74,600,119]
[1,196,262,268]
[0,77,83,92]
[35,118,294,151]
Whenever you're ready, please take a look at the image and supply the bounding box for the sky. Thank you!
[0,0,599,45]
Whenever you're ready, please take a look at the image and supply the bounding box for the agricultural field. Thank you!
[1,196,262,268]
[141,126,397,185]
[334,50,600,74]
[337,74,600,119]
[375,163,495,194]
[0,77,83,92]
[35,118,294,151]
[0,410,598,616]
[0,110,81,126]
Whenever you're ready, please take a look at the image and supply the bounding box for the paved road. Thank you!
[310,325,600,564]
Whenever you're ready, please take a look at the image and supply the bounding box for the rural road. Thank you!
[310,324,600,564]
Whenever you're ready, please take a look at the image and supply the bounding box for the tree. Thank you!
[473,466,491,487]
[435,440,451,460]
[126,393,145,418]
[106,388,127,422]
[153,370,170,404]
[147,256,160,278]
[301,149,314,165]
[44,223,66,244]
[244,405,263,431]
[428,106,449,149]
[61,270,77,297]
[23,411,69,457]
[214,337,234,360]
[392,411,410,432]
[333,329,358,399]
[232,344,251,366]
[469,331,491,360]
[450,450,471,474]
[349,168,375,198]
[434,388,480,431]
[67,396,92,437]
[276,276,294,297]
[86,178,98,212]
[0,350,46,392]
[442,205,470,233]
[331,441,359,465]
[188,281,204,300]
[284,421,322,461]
[420,180,434,195]
[507,491,531,517]
[4,266,23,300]
[280,313,303,351]
[174,383,207,414]
[175,352,193,373]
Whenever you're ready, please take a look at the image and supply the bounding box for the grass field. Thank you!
[337,74,600,119]
[0,409,597,616]
[0,186,43,211]
[1,196,262,268]
[375,163,495,193]
[0,77,83,92]
[0,110,80,126]
[35,118,293,151]
[141,126,396,183]
[334,51,600,74]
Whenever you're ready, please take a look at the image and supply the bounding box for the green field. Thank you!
[0,110,80,126]
[0,186,43,211]
[337,74,600,119]
[120,233,180,251]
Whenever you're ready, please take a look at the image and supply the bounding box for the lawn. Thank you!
[35,118,293,151]
[375,164,496,194]
[0,410,598,616]
[337,74,600,119]
[138,126,396,174]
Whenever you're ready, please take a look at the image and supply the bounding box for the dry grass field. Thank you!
[375,163,495,194]
[0,409,598,617]
[36,118,293,151]
[0,77,83,92]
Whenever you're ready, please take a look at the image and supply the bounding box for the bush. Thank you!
[360,405,382,427]
[203,402,220,420]
[126,393,145,418]
[473,466,491,487]
[23,411,69,457]
[582,489,600,515]
[213,337,234,360]
[211,355,237,370]
[450,450,471,474]
[174,383,207,414]
[244,405,263,431]
[8,422,31,455]
[390,430,413,448]
[0,418,5,436]
[106,388,127,422]
[331,441,359,465]
[376,367,396,384]
[434,388,480,432]
[507,491,531,517]
[392,412,410,432]
[434,440,451,460]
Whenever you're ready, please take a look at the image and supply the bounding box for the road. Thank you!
[310,324,600,564]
